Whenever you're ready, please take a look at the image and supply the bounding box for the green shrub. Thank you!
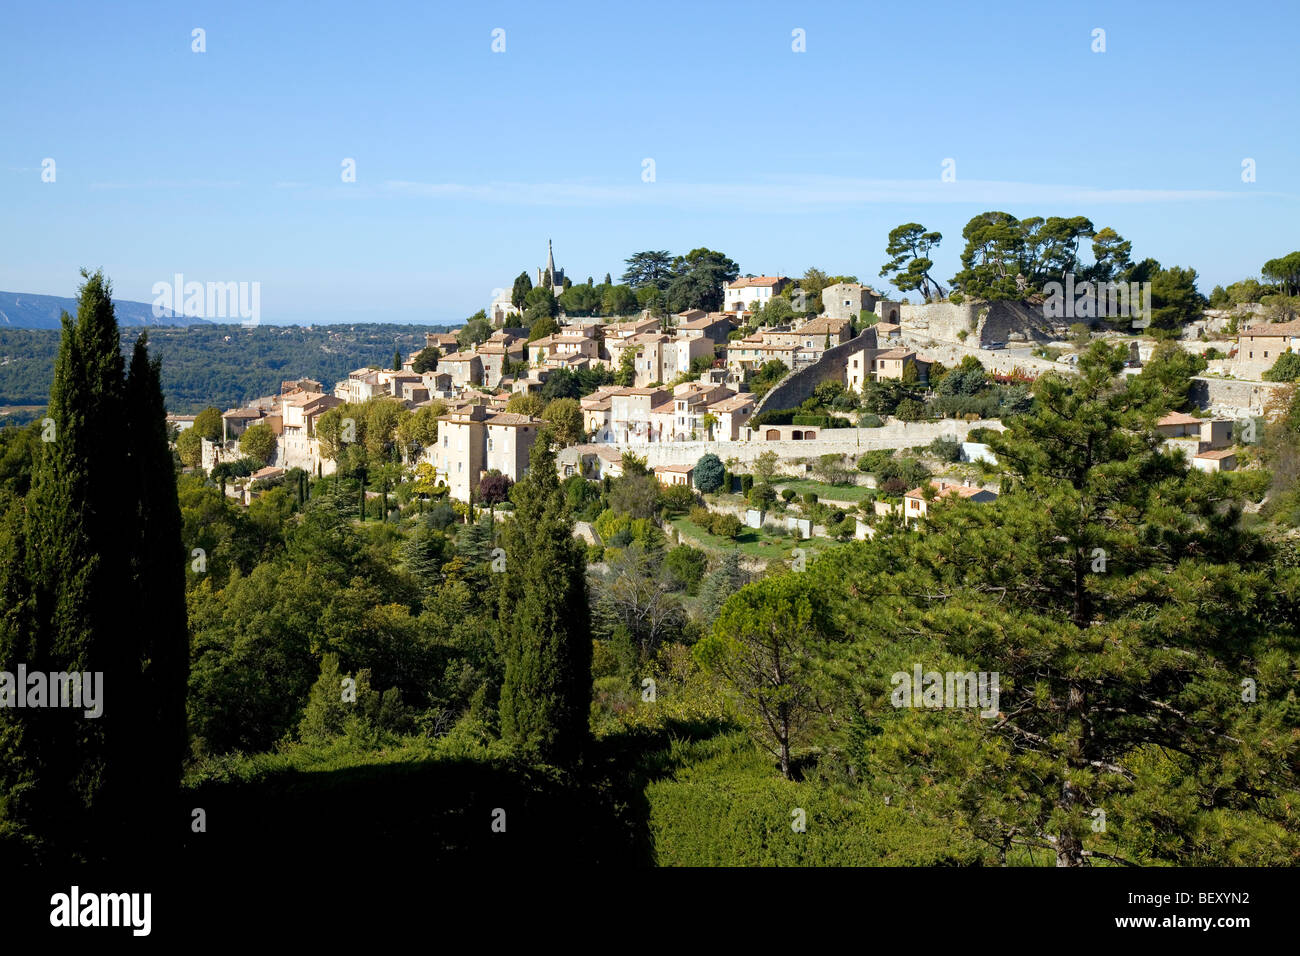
[1263,352,1300,382]
[658,482,697,515]
[780,488,796,502]
[877,455,930,489]
[894,398,928,421]
[928,436,962,462]
[750,408,797,428]
[751,482,777,506]
[857,412,884,428]
[857,449,893,474]
[710,513,743,539]
[664,545,709,595]
[646,735,985,866]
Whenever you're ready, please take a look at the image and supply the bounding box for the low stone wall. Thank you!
[613,419,1001,467]
[912,341,1063,377]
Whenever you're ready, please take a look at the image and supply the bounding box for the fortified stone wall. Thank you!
[752,327,879,418]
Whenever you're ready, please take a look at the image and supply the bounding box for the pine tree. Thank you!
[696,573,832,778]
[392,349,402,371]
[402,518,450,594]
[697,550,749,622]
[819,342,1300,866]
[496,442,592,763]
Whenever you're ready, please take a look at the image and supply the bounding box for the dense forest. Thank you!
[0,323,450,416]
[3,274,1299,869]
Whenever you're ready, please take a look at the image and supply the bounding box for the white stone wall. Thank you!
[612,419,1001,467]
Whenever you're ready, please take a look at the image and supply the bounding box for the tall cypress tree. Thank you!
[0,271,188,861]
[122,332,190,841]
[497,441,592,764]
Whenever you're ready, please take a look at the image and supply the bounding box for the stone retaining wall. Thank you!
[1189,376,1291,417]
[613,419,1002,467]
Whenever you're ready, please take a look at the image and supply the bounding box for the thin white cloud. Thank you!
[381,176,1285,208]
[88,180,243,190]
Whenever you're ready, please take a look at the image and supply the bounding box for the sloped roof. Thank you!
[1241,318,1300,337]
[486,413,537,427]
[905,480,996,501]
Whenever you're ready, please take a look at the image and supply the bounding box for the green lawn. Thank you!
[669,515,840,561]
[773,477,874,503]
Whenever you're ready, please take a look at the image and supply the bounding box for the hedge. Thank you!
[750,408,797,428]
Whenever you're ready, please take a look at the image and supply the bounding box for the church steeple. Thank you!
[538,239,563,290]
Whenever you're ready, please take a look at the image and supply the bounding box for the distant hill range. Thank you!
[0,322,450,414]
[0,290,210,329]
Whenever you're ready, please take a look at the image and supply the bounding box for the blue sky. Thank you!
[2,0,1296,324]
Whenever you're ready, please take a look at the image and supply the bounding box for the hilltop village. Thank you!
[170,240,1299,552]
[11,246,1300,875]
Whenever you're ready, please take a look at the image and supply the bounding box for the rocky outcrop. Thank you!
[899,300,1055,347]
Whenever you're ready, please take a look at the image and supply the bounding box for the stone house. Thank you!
[432,405,540,503]
[653,463,695,487]
[723,276,791,315]
[1235,318,1300,378]
[903,480,998,522]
